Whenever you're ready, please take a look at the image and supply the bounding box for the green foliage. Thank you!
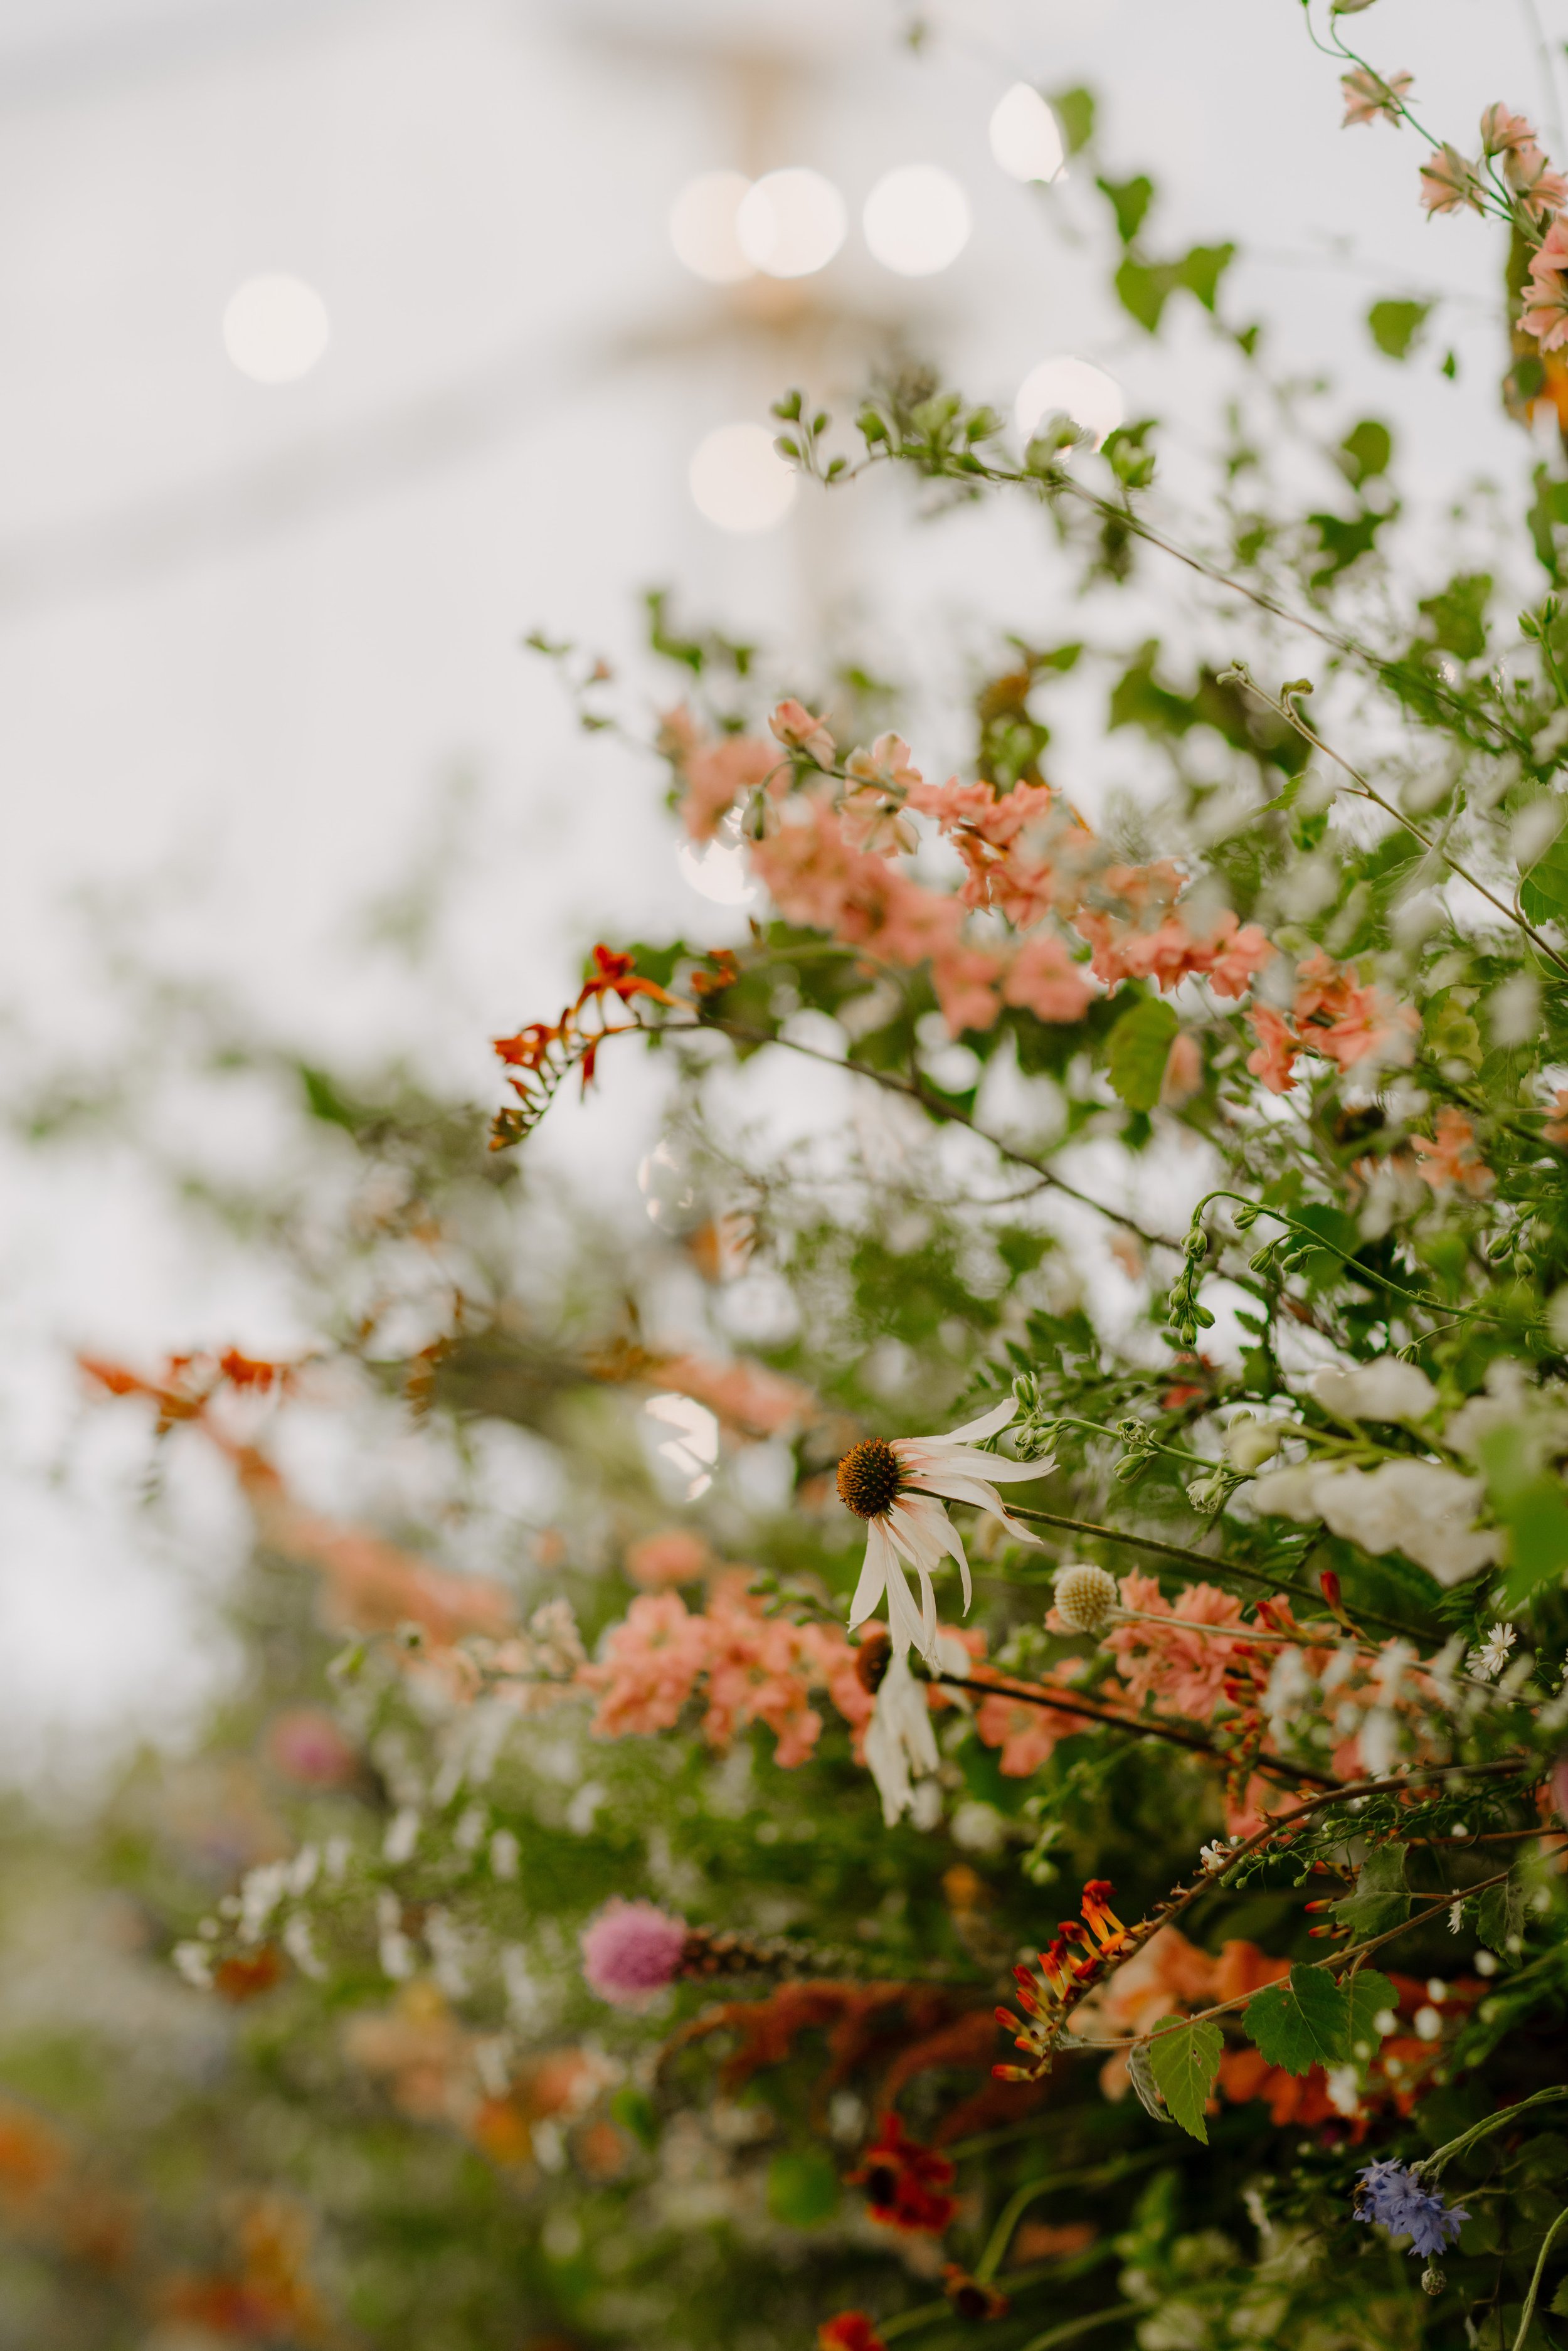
[1244,1966,1357,2074]
[1367,299,1432,359]
[1106,995,1179,1110]
[1147,2016,1224,2143]
[1051,85,1096,156]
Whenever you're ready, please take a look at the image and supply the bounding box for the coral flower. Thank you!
[1419,144,1482,215]
[837,1401,1042,1662]
[1342,67,1412,129]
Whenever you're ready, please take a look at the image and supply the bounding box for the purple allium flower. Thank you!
[1353,2161,1468,2258]
[580,1899,689,2007]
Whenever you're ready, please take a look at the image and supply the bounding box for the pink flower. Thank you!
[1002,933,1096,1024]
[768,699,835,765]
[1342,67,1412,129]
[845,733,921,794]
[1202,915,1276,1000]
[580,1593,709,1737]
[930,942,1007,1036]
[624,1529,713,1589]
[1419,144,1482,215]
[679,735,780,842]
[1411,1107,1493,1197]
[580,1899,689,2006]
[1245,1005,1298,1095]
[840,788,919,857]
[1507,144,1568,219]
[1544,1086,1568,1145]
[1291,951,1417,1073]
[1480,102,1536,157]
[265,1706,359,1787]
[1523,217,1568,349]
[1102,1573,1256,1719]
[1161,1030,1204,1106]
[973,1688,1083,1775]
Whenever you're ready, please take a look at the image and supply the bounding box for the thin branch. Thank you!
[931,1669,1337,1790]
[1002,1503,1434,1645]
[671,1016,1180,1247]
[1229,671,1568,979]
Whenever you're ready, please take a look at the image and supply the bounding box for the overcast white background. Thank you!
[0,0,1555,1780]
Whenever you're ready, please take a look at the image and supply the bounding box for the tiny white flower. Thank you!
[1325,2064,1361,2118]
[282,1912,328,1981]
[383,1806,421,1865]
[172,1940,214,1990]
[376,1890,415,1982]
[837,1400,1043,1662]
[1200,1838,1239,1874]
[1468,1623,1517,1682]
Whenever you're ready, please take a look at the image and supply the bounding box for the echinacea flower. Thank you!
[837,1401,1043,1662]
[580,1898,689,2007]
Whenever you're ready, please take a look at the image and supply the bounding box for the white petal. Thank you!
[848,1521,893,1630]
[936,1398,1018,1444]
[908,1471,1041,1549]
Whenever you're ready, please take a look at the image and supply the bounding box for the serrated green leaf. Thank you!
[1343,1969,1397,2061]
[1243,1966,1348,2075]
[1126,2038,1176,2128]
[1147,2015,1224,2143]
[1332,1849,1410,1941]
[1107,997,1179,1111]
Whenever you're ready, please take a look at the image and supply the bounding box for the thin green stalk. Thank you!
[1014,2310,1131,2351]
[974,2153,1166,2283]
[1420,2086,1568,2182]
[1513,2203,1568,2348]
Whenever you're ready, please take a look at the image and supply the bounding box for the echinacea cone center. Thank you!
[837,1436,903,1520]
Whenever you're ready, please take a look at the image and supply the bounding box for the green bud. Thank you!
[774,436,801,462]
[771,390,803,422]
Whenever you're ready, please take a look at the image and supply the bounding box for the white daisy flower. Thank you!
[1468,1621,1517,1682]
[837,1399,1044,1662]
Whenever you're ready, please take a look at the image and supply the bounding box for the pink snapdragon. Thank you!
[1002,933,1097,1024]
[1419,145,1483,216]
[625,1529,713,1589]
[580,1899,689,2006]
[1246,1005,1299,1095]
[1342,68,1412,129]
[1522,218,1568,349]
[1480,102,1536,157]
[1411,1107,1493,1197]
[1507,144,1568,220]
[768,699,836,765]
[1099,1572,1256,1719]
[679,735,780,841]
[581,1593,710,1737]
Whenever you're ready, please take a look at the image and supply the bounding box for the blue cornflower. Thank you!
[1353,2161,1468,2258]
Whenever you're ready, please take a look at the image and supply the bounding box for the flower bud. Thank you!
[1224,1418,1288,1475]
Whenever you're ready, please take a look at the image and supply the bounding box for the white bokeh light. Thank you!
[736,167,846,278]
[989,83,1066,183]
[688,421,797,531]
[1014,356,1125,448]
[677,839,757,905]
[645,1393,719,1500]
[862,165,971,277]
[222,272,330,385]
[669,170,755,284]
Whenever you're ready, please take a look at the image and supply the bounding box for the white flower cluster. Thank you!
[1251,1458,1500,1584]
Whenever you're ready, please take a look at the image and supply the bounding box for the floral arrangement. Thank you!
[9,9,1568,2349]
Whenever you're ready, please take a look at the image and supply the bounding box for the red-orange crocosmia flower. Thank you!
[848,2113,957,2235]
[818,2315,887,2351]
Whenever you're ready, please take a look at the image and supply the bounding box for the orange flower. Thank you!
[1411,1107,1493,1197]
[848,2114,957,2234]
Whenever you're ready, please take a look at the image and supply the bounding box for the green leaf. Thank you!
[1175,241,1235,313]
[1477,1424,1568,1603]
[1343,1969,1398,2062]
[1418,571,1491,662]
[1098,172,1155,245]
[1521,823,1568,926]
[1051,86,1095,156]
[1306,507,1390,586]
[1243,1966,1348,2075]
[1114,256,1177,333]
[766,2150,839,2227]
[1332,1850,1411,1942]
[1107,997,1180,1111]
[1126,2038,1177,2128]
[1147,2015,1224,2143]
[1476,1874,1525,1956]
[610,2084,658,2149]
[1337,419,1393,488]
[1367,299,1431,360]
